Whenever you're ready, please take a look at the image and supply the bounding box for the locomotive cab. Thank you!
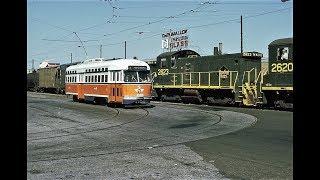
[262,38,293,108]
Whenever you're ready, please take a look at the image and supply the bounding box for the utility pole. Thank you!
[124,41,127,59]
[169,29,172,52]
[240,15,243,54]
[32,59,34,71]
[100,44,102,58]
[70,53,73,63]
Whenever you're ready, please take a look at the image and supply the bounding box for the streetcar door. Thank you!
[110,71,123,103]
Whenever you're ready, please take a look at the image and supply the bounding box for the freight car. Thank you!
[32,62,79,94]
[27,70,39,91]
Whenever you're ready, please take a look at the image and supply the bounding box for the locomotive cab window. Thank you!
[171,57,176,68]
[160,58,167,68]
[277,47,289,61]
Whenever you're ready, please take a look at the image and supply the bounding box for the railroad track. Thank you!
[28,93,257,163]
[27,107,149,141]
[27,105,120,135]
[29,104,245,163]
[152,99,293,112]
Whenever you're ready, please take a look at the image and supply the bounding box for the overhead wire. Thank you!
[83,6,292,49]
[29,1,291,63]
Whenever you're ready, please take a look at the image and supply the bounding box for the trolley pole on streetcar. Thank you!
[70,53,73,63]
[240,15,243,54]
[124,41,127,59]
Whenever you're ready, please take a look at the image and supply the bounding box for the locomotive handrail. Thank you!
[255,70,261,84]
[241,71,246,85]
[166,71,238,88]
[233,72,238,90]
[247,68,255,83]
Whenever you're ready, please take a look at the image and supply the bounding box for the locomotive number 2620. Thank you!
[271,62,293,73]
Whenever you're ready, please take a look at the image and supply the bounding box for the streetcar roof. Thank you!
[66,58,150,72]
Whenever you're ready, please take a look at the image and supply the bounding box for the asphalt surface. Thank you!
[186,106,293,179]
[27,92,292,179]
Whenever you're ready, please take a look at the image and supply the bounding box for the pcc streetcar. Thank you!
[65,58,152,107]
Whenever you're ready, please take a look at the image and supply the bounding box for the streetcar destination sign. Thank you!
[128,66,147,71]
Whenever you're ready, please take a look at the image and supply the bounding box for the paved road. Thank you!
[186,106,293,179]
[27,92,291,179]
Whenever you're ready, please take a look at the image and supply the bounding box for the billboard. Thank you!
[161,29,189,51]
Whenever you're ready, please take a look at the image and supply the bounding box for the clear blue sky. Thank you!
[27,0,293,69]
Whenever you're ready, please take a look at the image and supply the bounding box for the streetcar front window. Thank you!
[124,71,138,82]
[124,70,151,82]
[138,71,151,83]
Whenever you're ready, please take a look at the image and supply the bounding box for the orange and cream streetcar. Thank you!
[65,58,152,107]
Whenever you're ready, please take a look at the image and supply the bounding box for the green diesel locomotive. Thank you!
[148,37,293,108]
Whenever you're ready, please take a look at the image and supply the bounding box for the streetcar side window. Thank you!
[98,75,100,82]
[101,75,104,82]
[95,75,97,82]
[105,75,108,82]
[116,72,120,82]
